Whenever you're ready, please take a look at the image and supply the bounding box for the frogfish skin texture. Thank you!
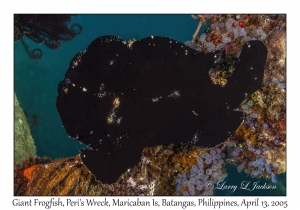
[56,35,267,183]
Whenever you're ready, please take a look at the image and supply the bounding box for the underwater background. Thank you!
[14,14,286,196]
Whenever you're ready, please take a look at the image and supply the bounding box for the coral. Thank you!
[186,14,286,88]
[14,155,101,196]
[14,14,82,59]
[263,30,286,82]
[14,145,225,196]
[190,14,285,54]
[14,156,51,195]
[14,153,160,196]
[14,92,36,165]
[185,14,286,187]
[224,81,286,181]
[174,148,227,196]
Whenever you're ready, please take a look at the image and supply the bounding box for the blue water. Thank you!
[14,14,285,195]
